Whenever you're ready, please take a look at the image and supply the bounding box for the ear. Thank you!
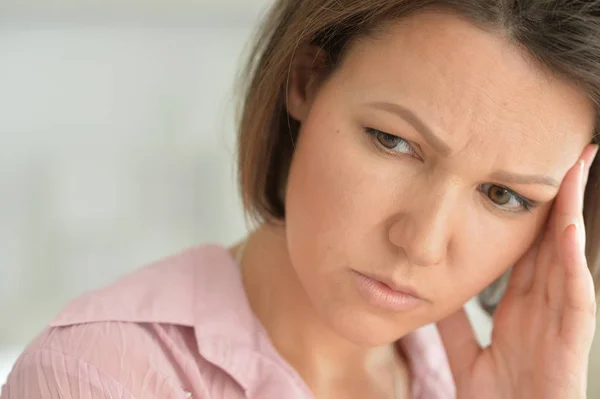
[286,45,328,122]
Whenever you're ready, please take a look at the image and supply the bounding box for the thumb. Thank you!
[436,306,481,381]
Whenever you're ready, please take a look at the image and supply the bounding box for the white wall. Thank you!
[0,8,256,354]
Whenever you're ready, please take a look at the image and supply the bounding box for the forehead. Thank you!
[337,10,595,166]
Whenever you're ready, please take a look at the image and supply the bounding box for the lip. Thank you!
[351,270,426,312]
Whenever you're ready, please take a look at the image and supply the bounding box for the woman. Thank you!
[2,0,600,398]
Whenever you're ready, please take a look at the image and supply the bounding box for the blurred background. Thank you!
[0,0,599,396]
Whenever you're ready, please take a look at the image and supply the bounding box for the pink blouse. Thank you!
[1,244,456,398]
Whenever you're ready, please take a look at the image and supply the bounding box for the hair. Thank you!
[235,0,600,312]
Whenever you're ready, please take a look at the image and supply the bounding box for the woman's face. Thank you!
[284,10,595,346]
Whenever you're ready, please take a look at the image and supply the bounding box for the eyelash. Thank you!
[364,127,537,214]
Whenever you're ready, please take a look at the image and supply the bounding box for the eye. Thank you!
[479,183,534,213]
[365,128,418,157]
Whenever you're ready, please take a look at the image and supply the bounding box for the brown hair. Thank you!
[235,0,600,309]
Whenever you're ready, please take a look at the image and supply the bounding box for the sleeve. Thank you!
[1,348,130,398]
[0,323,191,399]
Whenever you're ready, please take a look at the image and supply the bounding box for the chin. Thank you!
[325,307,413,347]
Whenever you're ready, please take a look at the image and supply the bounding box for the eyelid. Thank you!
[498,185,536,207]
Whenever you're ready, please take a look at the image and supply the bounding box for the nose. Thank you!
[388,189,456,267]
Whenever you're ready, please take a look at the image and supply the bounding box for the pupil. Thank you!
[489,186,510,205]
[378,133,398,149]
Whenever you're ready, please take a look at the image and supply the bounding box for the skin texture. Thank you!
[238,10,597,399]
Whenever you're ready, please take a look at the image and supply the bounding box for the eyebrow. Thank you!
[367,101,560,188]
[489,170,560,188]
[367,101,453,156]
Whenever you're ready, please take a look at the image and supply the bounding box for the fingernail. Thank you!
[591,144,599,163]
[583,145,598,187]
[579,160,587,210]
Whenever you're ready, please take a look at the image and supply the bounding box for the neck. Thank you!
[236,224,406,397]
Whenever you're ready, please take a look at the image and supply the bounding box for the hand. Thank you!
[437,144,599,399]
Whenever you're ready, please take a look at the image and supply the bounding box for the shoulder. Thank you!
[1,244,241,399]
[50,244,232,328]
[2,322,194,398]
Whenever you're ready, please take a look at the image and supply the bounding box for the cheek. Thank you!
[414,214,546,327]
[444,207,548,299]
[284,114,396,272]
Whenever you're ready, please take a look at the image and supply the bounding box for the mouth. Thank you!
[351,270,426,312]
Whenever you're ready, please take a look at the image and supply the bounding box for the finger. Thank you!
[551,159,585,240]
[533,144,596,296]
[436,307,481,381]
[543,158,585,311]
[546,248,566,313]
[532,160,583,294]
[582,144,598,187]
[559,223,596,349]
[548,143,597,239]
